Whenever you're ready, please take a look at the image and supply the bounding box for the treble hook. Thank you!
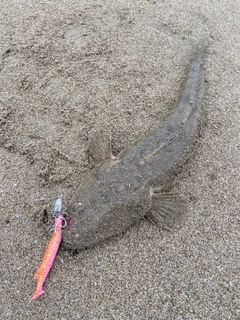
[47,197,68,233]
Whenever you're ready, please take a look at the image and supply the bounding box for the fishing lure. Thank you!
[31,197,67,300]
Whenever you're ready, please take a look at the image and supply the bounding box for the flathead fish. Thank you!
[63,38,210,250]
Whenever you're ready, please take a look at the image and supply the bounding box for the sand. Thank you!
[0,1,239,319]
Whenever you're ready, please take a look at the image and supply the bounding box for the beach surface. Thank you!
[0,1,239,319]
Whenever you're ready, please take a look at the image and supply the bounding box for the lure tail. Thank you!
[30,284,45,301]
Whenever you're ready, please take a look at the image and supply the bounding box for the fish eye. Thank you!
[73,202,85,212]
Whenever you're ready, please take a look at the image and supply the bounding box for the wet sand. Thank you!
[0,1,239,319]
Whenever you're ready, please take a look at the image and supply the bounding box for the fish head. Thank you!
[62,194,146,251]
[62,200,105,250]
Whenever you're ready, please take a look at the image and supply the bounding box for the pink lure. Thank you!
[31,215,63,300]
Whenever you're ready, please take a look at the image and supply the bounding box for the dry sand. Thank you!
[0,1,239,319]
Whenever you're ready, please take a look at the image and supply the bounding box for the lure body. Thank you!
[31,214,63,300]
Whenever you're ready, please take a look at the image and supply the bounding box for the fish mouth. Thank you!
[61,239,83,253]
[61,232,99,252]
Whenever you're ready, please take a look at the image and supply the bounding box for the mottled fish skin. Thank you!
[63,38,210,250]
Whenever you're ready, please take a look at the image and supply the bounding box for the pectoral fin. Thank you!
[88,131,113,163]
[148,191,187,229]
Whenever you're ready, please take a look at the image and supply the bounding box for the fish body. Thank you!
[63,38,210,250]
[31,214,62,300]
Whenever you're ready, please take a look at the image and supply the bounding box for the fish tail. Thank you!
[193,37,210,63]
